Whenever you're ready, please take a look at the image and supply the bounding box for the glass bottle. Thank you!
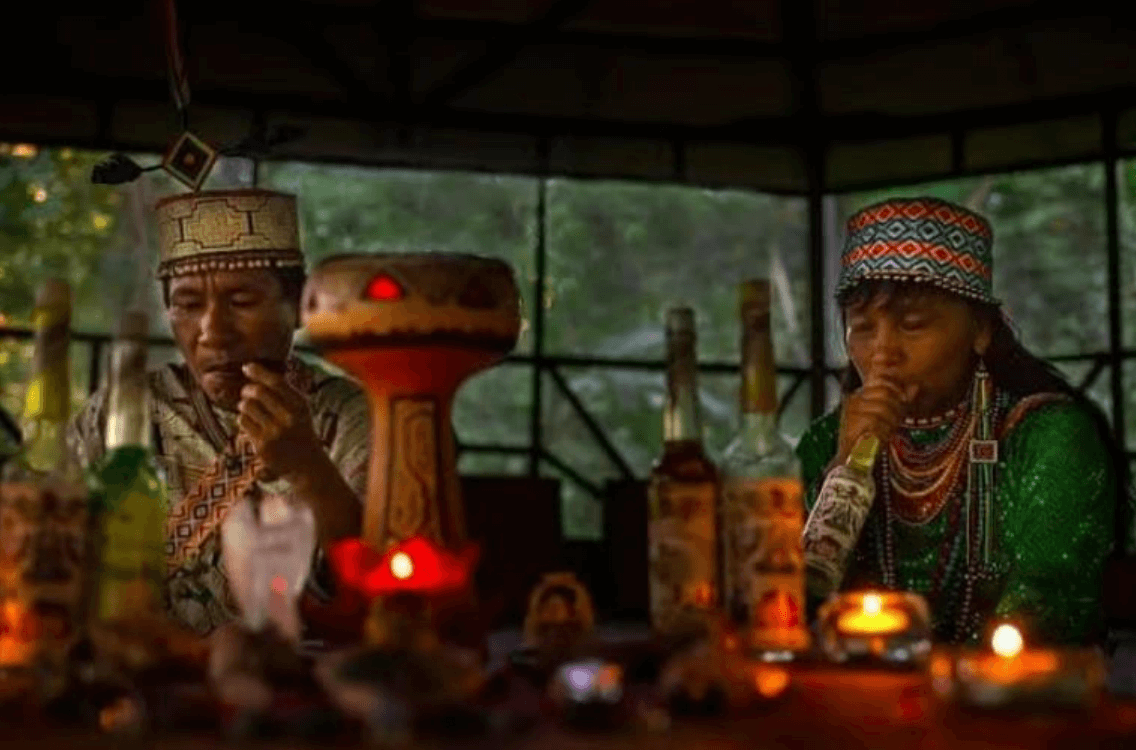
[721,280,810,659]
[0,279,87,692]
[88,310,168,622]
[802,435,881,601]
[647,307,720,640]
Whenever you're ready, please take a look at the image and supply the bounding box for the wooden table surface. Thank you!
[5,626,1136,749]
[5,664,1136,750]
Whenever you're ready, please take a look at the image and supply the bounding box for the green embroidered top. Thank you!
[797,396,1116,645]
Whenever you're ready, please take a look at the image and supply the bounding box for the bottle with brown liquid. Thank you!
[647,307,720,640]
[721,280,810,659]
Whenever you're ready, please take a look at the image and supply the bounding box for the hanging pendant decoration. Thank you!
[965,359,998,570]
[161,131,218,191]
[158,0,219,191]
[90,0,308,188]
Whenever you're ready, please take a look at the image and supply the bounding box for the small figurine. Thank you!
[522,572,595,656]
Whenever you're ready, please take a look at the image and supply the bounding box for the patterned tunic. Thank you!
[67,355,371,635]
[797,393,1117,645]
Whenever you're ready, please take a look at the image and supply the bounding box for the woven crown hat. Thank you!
[154,189,305,279]
[836,196,997,305]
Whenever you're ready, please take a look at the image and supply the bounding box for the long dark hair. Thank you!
[838,280,1132,553]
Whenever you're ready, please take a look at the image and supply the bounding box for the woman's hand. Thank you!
[836,372,915,466]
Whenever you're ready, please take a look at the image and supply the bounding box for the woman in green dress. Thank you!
[798,196,1128,645]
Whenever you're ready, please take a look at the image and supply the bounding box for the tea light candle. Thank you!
[836,593,911,636]
[942,623,1103,709]
[817,591,932,666]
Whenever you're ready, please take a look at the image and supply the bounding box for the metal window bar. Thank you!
[1104,109,1127,449]
[529,178,548,477]
[546,365,635,480]
[539,447,604,499]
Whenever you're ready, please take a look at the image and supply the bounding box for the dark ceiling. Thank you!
[3,0,1136,192]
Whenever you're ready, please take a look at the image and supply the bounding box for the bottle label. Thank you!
[97,484,166,620]
[647,479,718,635]
[0,480,89,669]
[802,470,875,596]
[724,476,809,651]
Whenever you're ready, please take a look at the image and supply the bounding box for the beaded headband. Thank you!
[836,196,997,305]
[154,189,305,279]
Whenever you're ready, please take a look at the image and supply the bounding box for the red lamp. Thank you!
[329,535,479,599]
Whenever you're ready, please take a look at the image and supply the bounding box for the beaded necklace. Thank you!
[873,363,1005,641]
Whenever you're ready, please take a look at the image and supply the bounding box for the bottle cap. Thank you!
[34,278,71,313]
[847,434,881,472]
[739,279,771,313]
[117,310,150,340]
[665,307,695,331]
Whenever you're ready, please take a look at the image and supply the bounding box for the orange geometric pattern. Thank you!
[838,197,996,303]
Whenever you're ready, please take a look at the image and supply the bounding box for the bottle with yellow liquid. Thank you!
[802,435,881,602]
[0,279,87,693]
[721,280,810,659]
[88,310,167,622]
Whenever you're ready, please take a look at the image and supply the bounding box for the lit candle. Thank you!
[937,622,1105,710]
[836,593,911,636]
[964,624,1059,685]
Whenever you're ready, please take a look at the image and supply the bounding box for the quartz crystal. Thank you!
[221,491,316,641]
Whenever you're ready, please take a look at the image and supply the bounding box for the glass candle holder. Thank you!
[931,623,1105,710]
[817,590,932,667]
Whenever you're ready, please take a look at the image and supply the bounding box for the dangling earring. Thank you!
[967,356,997,567]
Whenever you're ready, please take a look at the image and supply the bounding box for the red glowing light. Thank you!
[365,274,403,301]
[329,535,479,599]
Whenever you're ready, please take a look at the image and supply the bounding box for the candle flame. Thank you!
[862,593,882,615]
[390,551,414,580]
[991,624,1023,658]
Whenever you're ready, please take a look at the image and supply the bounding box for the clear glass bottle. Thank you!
[721,280,810,659]
[803,435,881,601]
[0,279,87,692]
[89,310,168,622]
[647,307,720,640]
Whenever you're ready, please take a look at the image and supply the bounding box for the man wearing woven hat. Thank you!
[68,189,370,635]
[796,196,1124,645]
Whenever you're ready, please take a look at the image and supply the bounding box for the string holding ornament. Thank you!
[90,0,305,191]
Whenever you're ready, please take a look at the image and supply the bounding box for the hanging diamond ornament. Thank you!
[162,131,218,191]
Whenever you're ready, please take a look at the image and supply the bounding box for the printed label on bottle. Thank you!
[802,470,874,597]
[0,480,88,669]
[647,479,718,635]
[724,476,809,652]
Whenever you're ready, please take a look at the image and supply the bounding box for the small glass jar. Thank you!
[931,624,1105,710]
[817,590,932,668]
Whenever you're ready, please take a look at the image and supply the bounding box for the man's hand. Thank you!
[237,362,322,483]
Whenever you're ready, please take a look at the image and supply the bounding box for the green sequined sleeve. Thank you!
[994,401,1115,644]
